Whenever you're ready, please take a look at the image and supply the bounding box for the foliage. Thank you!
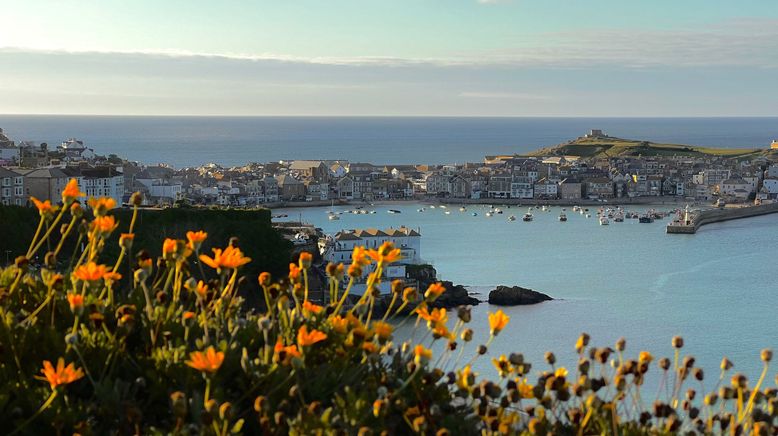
[0,179,776,435]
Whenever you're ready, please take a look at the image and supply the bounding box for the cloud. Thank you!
[3,18,778,70]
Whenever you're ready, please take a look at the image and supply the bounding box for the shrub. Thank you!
[0,179,775,434]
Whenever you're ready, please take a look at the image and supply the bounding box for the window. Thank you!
[2,177,9,186]
[14,187,23,196]
[14,177,22,185]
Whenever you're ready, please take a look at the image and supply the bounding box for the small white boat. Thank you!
[417,208,425,212]
[485,212,493,217]
[508,215,516,221]
[459,207,467,212]
[328,213,340,221]
[429,205,436,209]
[440,205,447,209]
[559,213,567,222]
[523,209,533,221]
[599,216,609,225]
[444,211,451,215]
[586,213,591,218]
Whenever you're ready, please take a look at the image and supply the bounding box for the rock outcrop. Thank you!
[430,281,480,308]
[488,285,553,306]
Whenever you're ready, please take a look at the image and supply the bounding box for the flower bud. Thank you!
[130,191,143,206]
[672,336,684,349]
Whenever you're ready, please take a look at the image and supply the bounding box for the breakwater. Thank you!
[667,202,778,234]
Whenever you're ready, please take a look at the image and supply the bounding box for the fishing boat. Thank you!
[639,214,654,223]
[417,208,425,212]
[508,215,516,222]
[485,212,493,217]
[559,213,567,222]
[523,209,533,222]
[459,207,467,212]
[614,212,624,222]
[599,216,609,226]
[327,212,340,221]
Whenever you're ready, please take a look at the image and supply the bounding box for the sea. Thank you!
[2,115,776,386]
[0,115,777,168]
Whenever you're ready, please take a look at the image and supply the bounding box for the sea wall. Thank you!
[668,202,778,234]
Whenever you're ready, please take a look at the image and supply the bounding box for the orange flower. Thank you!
[274,340,302,365]
[458,365,475,390]
[297,325,327,347]
[194,280,209,299]
[367,241,402,264]
[119,233,135,249]
[162,238,178,257]
[416,307,448,329]
[351,246,371,267]
[302,301,323,316]
[66,292,84,312]
[31,197,56,216]
[258,272,271,287]
[38,358,85,390]
[488,310,510,336]
[183,311,196,321]
[73,262,109,282]
[413,345,432,365]
[186,230,207,251]
[91,215,118,236]
[103,272,122,282]
[199,246,251,271]
[87,197,116,216]
[62,178,85,204]
[185,346,224,373]
[288,263,302,283]
[372,321,394,341]
[299,252,313,268]
[329,315,349,334]
[424,282,446,300]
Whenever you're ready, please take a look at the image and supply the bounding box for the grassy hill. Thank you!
[526,136,772,159]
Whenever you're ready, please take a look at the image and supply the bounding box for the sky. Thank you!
[1,0,777,116]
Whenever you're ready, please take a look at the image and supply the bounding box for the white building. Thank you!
[323,226,421,296]
[80,167,124,205]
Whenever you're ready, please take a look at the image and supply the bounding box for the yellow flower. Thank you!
[424,282,446,300]
[73,262,109,282]
[39,358,85,390]
[554,367,568,378]
[417,307,448,330]
[639,351,653,365]
[457,365,475,390]
[185,347,224,374]
[488,310,510,336]
[492,355,513,377]
[372,321,393,341]
[518,379,534,399]
[367,241,402,264]
[31,197,56,217]
[186,230,207,251]
[351,246,371,267]
[413,345,432,366]
[62,178,85,204]
[91,215,118,237]
[66,292,84,313]
[87,197,116,216]
[297,325,327,347]
[199,246,251,271]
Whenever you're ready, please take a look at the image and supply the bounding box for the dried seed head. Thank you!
[672,336,684,349]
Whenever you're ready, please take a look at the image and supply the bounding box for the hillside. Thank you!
[526,135,772,159]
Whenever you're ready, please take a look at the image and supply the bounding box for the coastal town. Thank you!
[2,127,778,209]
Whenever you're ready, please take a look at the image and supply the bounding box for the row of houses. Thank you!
[3,128,778,208]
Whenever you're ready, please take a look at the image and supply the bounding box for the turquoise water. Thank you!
[273,203,778,384]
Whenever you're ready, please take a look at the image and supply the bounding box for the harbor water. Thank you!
[273,203,778,384]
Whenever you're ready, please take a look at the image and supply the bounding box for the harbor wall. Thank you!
[694,202,778,231]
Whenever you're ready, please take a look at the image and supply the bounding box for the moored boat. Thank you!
[559,213,567,222]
